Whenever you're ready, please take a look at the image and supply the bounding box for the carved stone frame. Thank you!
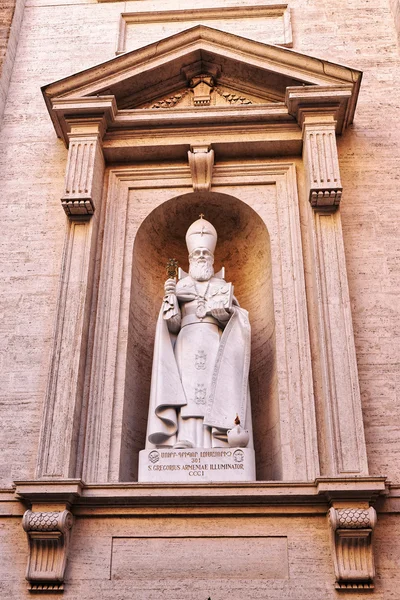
[16,25,383,592]
[81,162,318,483]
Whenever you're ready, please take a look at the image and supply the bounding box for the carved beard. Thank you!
[189,258,214,282]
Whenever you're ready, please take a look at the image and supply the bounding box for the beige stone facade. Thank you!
[0,0,399,598]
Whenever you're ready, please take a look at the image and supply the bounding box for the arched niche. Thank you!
[123,191,281,481]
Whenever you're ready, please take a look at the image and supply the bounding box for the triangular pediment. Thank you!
[43,25,362,141]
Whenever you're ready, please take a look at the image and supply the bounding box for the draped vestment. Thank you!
[146,276,252,448]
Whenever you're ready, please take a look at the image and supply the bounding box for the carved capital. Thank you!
[188,144,214,192]
[22,509,73,592]
[302,117,342,210]
[329,507,377,590]
[61,118,105,219]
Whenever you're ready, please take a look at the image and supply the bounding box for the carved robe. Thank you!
[146,276,252,448]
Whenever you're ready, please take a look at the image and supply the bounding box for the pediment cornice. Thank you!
[42,25,362,147]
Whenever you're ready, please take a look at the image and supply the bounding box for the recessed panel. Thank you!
[112,536,289,580]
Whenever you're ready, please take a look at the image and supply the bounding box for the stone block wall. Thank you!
[1,0,398,487]
[0,0,399,597]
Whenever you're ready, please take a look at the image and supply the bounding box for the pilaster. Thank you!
[36,118,105,479]
[296,108,369,477]
[310,208,369,476]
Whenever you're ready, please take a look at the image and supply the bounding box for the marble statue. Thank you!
[145,216,253,450]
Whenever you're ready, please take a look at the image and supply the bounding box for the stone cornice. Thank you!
[42,26,361,102]
[47,87,354,159]
[42,25,362,147]
[51,98,294,146]
[15,480,83,507]
[49,96,117,143]
[286,84,354,134]
[14,477,387,512]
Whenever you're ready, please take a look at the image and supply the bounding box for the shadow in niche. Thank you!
[122,191,281,481]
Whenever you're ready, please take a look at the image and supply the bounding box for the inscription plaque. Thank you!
[138,447,256,482]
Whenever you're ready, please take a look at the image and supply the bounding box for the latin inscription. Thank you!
[139,447,255,482]
[147,449,246,477]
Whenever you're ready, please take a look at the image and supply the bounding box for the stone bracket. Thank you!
[188,144,214,192]
[22,509,73,592]
[61,118,105,219]
[329,506,377,590]
[302,116,342,210]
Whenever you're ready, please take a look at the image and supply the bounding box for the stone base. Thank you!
[138,447,256,483]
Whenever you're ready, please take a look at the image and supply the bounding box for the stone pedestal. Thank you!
[138,448,256,483]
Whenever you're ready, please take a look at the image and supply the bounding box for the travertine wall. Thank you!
[0,0,25,123]
[389,0,400,37]
[1,507,400,599]
[0,0,399,597]
[1,0,398,486]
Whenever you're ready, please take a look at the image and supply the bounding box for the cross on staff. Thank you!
[166,258,179,279]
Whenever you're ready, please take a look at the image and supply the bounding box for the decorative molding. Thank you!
[215,87,253,105]
[150,90,189,109]
[87,163,319,482]
[82,173,131,483]
[286,85,354,134]
[302,116,342,210]
[329,507,377,589]
[61,138,102,217]
[130,81,256,110]
[188,145,215,191]
[14,478,387,513]
[115,6,293,55]
[190,75,214,106]
[15,480,83,505]
[36,116,105,479]
[22,510,73,592]
[42,27,362,144]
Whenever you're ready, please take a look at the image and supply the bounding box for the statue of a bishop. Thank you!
[145,216,253,449]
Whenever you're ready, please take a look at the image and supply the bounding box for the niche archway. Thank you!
[123,191,280,481]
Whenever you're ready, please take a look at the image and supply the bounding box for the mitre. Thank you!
[186,217,217,255]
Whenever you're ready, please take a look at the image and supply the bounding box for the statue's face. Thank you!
[190,248,213,263]
[189,248,214,281]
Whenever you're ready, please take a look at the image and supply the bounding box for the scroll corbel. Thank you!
[329,506,377,590]
[188,144,214,192]
[22,509,73,592]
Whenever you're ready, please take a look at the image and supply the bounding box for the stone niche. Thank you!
[33,25,371,486]
[126,191,277,481]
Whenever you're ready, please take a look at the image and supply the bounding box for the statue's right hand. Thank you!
[164,278,177,295]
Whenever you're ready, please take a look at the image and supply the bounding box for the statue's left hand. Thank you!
[210,301,231,322]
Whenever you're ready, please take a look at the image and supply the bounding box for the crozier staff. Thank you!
[145,216,253,449]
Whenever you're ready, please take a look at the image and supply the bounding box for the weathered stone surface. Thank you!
[0,0,399,596]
